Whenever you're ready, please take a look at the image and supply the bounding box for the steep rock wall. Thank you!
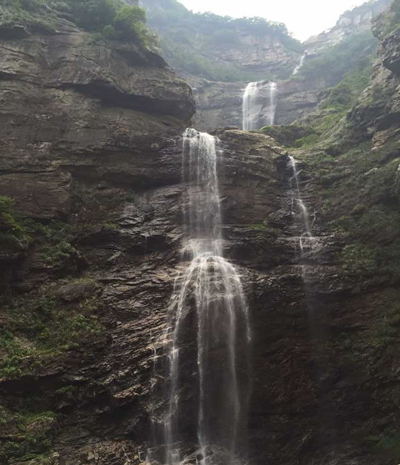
[185,0,391,132]
[304,0,391,55]
[0,7,400,465]
[190,75,326,132]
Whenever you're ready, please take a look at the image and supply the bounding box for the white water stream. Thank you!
[242,81,277,130]
[293,52,308,75]
[288,155,319,254]
[150,129,251,465]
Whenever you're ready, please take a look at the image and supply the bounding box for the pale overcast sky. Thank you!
[178,0,367,41]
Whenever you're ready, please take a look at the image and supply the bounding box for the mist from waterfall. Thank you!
[242,81,277,131]
[149,129,251,465]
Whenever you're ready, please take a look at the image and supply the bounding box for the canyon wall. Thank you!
[0,2,400,465]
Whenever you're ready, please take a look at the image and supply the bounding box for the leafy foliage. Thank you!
[0,291,103,379]
[0,408,57,463]
[380,0,400,36]
[301,134,400,279]
[259,124,316,147]
[141,0,302,81]
[23,220,79,266]
[0,0,154,45]
[296,31,378,87]
[0,196,28,251]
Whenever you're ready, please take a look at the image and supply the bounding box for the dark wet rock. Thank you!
[0,10,400,465]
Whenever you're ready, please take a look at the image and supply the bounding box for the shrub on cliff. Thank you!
[0,0,154,46]
[0,196,27,250]
[142,0,303,81]
[381,0,400,36]
[65,0,119,31]
[296,30,378,87]
[103,4,156,45]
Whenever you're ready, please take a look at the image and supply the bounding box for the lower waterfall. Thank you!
[242,81,277,131]
[148,129,251,465]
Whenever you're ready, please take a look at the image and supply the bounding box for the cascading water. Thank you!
[149,129,251,465]
[287,155,336,450]
[242,81,277,130]
[268,82,277,126]
[242,82,261,131]
[293,51,307,75]
[287,155,319,254]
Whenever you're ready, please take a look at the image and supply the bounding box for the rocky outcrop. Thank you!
[180,0,392,131]
[140,0,301,82]
[189,75,325,132]
[0,19,195,218]
[305,0,391,55]
[346,7,400,140]
[381,29,400,75]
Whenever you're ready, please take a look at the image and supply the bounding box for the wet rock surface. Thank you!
[188,75,325,132]
[0,11,400,465]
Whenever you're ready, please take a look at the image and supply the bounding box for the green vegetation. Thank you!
[367,429,400,457]
[0,292,103,379]
[0,408,57,463]
[0,196,28,251]
[295,31,377,87]
[320,63,373,111]
[0,0,155,46]
[340,243,378,276]
[23,220,79,267]
[299,134,400,279]
[142,0,302,81]
[160,39,271,82]
[381,0,400,36]
[289,56,375,149]
[259,124,316,147]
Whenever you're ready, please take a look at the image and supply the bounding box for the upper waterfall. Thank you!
[242,81,278,131]
[293,52,308,75]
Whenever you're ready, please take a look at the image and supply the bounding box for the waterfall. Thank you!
[268,82,277,126]
[150,129,251,465]
[242,81,277,131]
[287,156,319,254]
[293,52,307,75]
[242,82,261,131]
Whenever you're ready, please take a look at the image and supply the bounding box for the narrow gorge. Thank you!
[0,0,400,465]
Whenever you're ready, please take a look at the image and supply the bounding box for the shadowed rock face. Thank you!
[0,11,400,465]
[0,19,195,219]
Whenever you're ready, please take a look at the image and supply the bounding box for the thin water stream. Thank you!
[287,155,319,255]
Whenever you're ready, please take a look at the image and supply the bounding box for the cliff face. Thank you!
[190,76,325,132]
[305,0,391,55]
[178,0,389,132]
[1,3,400,465]
[0,18,194,220]
[0,18,198,464]
[140,0,301,83]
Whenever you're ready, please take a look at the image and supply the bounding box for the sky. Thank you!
[178,0,367,41]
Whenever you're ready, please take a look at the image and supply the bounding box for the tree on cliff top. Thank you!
[0,0,156,46]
